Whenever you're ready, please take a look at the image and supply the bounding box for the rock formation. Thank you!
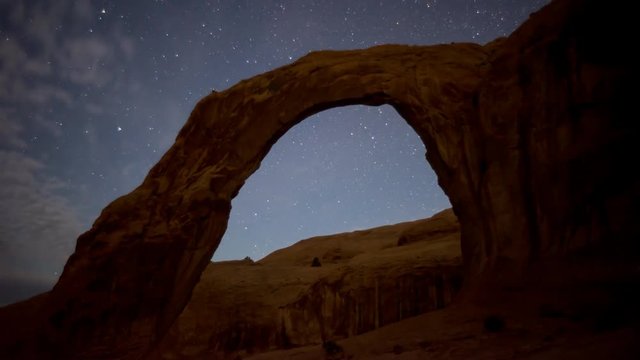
[153,209,461,359]
[1,0,637,358]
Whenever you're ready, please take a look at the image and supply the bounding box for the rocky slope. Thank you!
[1,0,638,358]
[245,239,640,360]
[154,209,462,359]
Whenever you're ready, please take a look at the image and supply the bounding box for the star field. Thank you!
[0,0,548,304]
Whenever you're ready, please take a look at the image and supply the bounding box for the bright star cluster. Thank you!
[0,0,548,304]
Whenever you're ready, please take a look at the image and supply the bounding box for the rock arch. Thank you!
[53,43,490,359]
[3,1,637,358]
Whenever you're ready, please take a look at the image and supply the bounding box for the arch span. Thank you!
[215,104,450,261]
[6,1,637,357]
[53,43,490,359]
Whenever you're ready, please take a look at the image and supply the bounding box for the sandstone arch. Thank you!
[55,43,490,359]
[2,1,637,358]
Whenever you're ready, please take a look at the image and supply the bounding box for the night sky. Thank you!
[0,0,548,305]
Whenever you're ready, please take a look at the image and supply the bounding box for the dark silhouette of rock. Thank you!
[311,257,322,267]
[1,0,637,358]
[322,340,343,359]
[483,315,505,333]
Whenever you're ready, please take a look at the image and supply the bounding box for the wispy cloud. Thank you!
[0,109,27,150]
[0,104,81,293]
[57,37,115,87]
[0,148,83,303]
[0,0,138,304]
[1,0,135,100]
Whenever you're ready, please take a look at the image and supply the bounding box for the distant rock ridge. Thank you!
[1,0,637,358]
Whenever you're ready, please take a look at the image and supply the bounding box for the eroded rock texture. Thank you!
[154,209,461,359]
[0,0,637,358]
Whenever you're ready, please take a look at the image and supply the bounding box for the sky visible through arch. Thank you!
[0,0,548,304]
[216,105,446,261]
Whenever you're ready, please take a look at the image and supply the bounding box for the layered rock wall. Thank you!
[279,267,461,346]
[154,211,462,359]
[159,267,461,359]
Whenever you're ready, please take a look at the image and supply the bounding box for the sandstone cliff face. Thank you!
[278,265,460,344]
[463,0,639,275]
[1,1,637,358]
[154,209,461,359]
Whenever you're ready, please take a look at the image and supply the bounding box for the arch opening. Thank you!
[214,104,451,261]
[155,104,461,357]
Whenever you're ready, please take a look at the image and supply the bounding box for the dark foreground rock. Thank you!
[153,210,461,359]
